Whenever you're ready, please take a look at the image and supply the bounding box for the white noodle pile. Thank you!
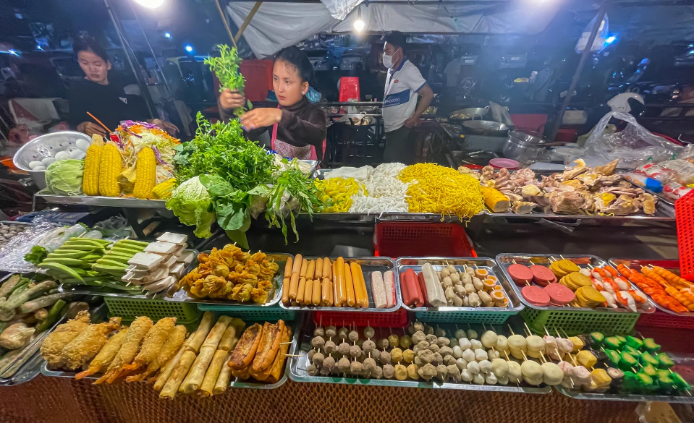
[349,163,409,215]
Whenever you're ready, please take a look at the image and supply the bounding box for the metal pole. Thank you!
[545,1,607,141]
[103,0,156,119]
[215,0,238,49]
[234,2,262,44]
[128,0,172,93]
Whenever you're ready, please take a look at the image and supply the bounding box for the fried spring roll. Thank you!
[201,316,233,350]
[180,347,215,394]
[154,344,187,392]
[199,350,229,397]
[213,355,234,395]
[185,312,215,353]
[217,325,238,352]
[159,350,196,399]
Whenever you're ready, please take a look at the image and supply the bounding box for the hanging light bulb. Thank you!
[354,6,365,33]
[134,0,165,9]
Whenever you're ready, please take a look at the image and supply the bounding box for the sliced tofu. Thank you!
[173,244,186,256]
[144,241,178,255]
[156,232,188,245]
[162,254,178,268]
[143,275,176,293]
[177,250,195,264]
[122,271,145,283]
[128,252,164,270]
[142,266,171,283]
[170,262,187,278]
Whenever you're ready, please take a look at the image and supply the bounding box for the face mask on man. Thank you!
[382,54,394,69]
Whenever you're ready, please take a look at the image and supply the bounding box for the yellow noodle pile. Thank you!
[315,177,367,213]
[398,163,484,219]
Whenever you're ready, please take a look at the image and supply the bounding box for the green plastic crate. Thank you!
[197,304,295,321]
[521,308,641,336]
[415,310,515,324]
[104,297,201,323]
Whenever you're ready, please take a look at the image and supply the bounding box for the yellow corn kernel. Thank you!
[151,178,175,199]
[133,147,157,199]
[82,135,104,196]
[98,143,123,197]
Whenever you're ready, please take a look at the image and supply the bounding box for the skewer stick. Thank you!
[543,326,550,337]
[539,351,547,364]
[507,325,515,336]
[520,349,528,361]
[569,354,578,367]
[523,322,532,337]
[87,111,112,133]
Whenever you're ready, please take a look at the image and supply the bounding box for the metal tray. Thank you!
[279,257,401,313]
[395,257,523,314]
[164,252,292,308]
[41,311,300,391]
[288,315,551,393]
[610,258,694,318]
[35,192,167,209]
[496,253,656,314]
[555,353,694,403]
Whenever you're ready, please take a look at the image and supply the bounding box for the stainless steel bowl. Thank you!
[503,130,549,164]
[448,106,489,123]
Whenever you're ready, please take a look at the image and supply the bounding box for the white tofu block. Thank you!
[162,254,178,268]
[170,262,186,278]
[156,232,188,245]
[128,252,164,269]
[144,241,178,255]
[142,266,171,283]
[177,250,195,264]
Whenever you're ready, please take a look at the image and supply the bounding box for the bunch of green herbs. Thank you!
[205,44,249,117]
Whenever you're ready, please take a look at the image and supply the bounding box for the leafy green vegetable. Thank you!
[24,246,48,265]
[205,44,249,117]
[165,176,216,238]
[45,159,84,196]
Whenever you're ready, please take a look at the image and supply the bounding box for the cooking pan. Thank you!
[462,120,510,137]
[448,106,489,124]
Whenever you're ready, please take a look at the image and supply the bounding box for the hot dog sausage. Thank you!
[288,254,302,301]
[350,262,369,308]
[383,271,396,308]
[321,277,333,306]
[344,261,356,307]
[417,271,429,306]
[371,271,387,308]
[334,258,346,306]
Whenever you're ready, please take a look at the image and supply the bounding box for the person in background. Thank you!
[68,35,178,137]
[444,50,463,89]
[218,46,326,160]
[381,31,434,164]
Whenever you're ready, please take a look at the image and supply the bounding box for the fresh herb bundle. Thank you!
[205,44,248,117]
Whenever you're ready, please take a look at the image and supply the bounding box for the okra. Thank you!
[38,263,83,282]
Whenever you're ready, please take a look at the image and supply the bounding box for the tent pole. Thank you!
[545,0,607,141]
[234,2,262,44]
[215,0,239,49]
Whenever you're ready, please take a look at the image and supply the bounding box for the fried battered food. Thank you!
[60,317,121,371]
[95,316,153,384]
[251,320,284,372]
[76,327,128,380]
[128,325,188,383]
[179,244,278,303]
[41,311,91,369]
[120,317,177,378]
[228,323,262,370]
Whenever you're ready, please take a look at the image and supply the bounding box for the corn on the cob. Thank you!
[151,178,176,199]
[98,143,123,197]
[82,135,104,196]
[133,147,157,199]
[118,166,137,194]
[480,186,510,213]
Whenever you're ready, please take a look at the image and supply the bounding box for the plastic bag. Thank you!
[584,111,682,168]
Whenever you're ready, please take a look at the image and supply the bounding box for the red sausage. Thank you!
[400,269,412,305]
[417,271,429,306]
[404,269,422,307]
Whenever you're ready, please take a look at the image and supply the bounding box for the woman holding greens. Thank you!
[218,47,326,160]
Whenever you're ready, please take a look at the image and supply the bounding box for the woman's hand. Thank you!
[240,108,282,130]
[219,89,246,110]
[77,122,107,137]
[151,119,179,135]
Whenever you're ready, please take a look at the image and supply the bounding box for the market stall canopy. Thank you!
[227,0,562,58]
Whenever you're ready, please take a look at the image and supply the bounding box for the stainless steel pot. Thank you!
[502,130,551,164]
[462,120,510,137]
[448,106,489,124]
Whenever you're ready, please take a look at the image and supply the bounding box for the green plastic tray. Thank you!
[196,304,295,321]
[415,310,513,324]
[104,297,201,322]
[521,307,641,336]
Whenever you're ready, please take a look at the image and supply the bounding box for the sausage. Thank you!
[284,256,293,278]
[410,270,425,307]
[288,254,303,301]
[281,277,290,304]
[321,277,333,306]
[371,271,387,308]
[383,271,396,308]
[350,262,369,308]
[422,263,446,306]
[334,258,346,306]
[323,258,332,282]
[344,261,356,307]
[296,277,307,305]
[303,279,313,306]
[403,269,422,307]
[312,277,322,306]
[417,271,429,306]
[400,269,412,306]
[315,258,323,280]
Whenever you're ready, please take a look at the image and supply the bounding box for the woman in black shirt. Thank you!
[219,46,326,160]
[68,35,178,137]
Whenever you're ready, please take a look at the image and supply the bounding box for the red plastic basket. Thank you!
[676,190,694,281]
[635,325,694,355]
[635,310,694,330]
[313,309,408,328]
[374,222,476,258]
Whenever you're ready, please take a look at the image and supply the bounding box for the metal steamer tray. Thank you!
[395,257,523,320]
[42,309,300,390]
[288,316,551,394]
[610,258,694,318]
[279,257,401,313]
[555,353,694,404]
[165,252,292,308]
[496,254,656,314]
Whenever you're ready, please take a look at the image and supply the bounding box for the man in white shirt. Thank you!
[381,31,434,164]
